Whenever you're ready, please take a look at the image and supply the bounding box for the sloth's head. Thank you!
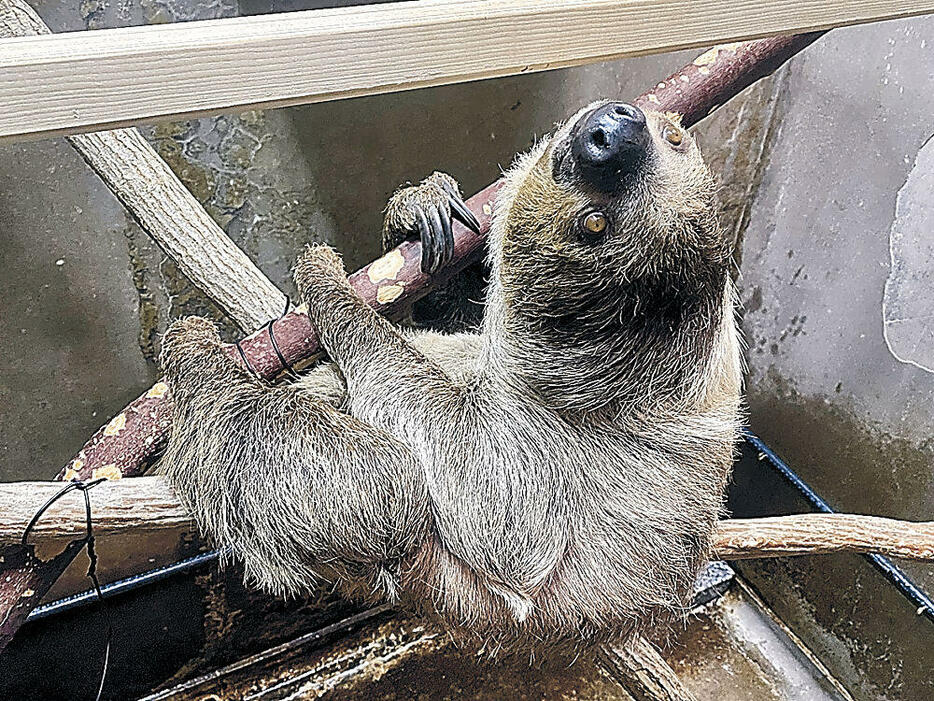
[488,101,731,409]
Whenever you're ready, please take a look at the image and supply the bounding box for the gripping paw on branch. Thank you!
[382,171,481,275]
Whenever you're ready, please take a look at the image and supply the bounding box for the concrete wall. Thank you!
[1,1,932,698]
[732,16,934,701]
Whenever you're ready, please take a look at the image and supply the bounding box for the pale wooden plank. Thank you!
[0,0,288,331]
[2,0,933,142]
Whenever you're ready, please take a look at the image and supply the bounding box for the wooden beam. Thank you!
[1,0,933,142]
[0,0,287,331]
[4,477,934,563]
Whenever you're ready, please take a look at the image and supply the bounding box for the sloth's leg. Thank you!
[159,316,428,599]
[382,171,480,273]
[294,244,460,437]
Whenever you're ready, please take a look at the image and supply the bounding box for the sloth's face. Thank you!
[501,101,726,286]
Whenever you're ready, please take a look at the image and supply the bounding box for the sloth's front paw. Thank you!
[159,316,222,374]
[294,244,348,300]
[383,171,481,275]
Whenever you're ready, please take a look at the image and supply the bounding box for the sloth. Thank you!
[159,101,742,652]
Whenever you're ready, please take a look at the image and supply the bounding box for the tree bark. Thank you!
[714,514,934,560]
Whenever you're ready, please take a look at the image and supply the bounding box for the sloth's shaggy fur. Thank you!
[159,102,742,653]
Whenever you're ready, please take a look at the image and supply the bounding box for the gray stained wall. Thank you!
[0,1,932,699]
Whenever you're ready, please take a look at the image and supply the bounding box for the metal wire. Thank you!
[742,429,934,625]
[21,478,113,701]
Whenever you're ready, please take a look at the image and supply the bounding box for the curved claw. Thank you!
[439,180,482,234]
[438,203,454,266]
[415,205,435,274]
[426,205,446,275]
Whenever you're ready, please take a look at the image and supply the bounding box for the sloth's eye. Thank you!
[579,210,609,239]
[662,123,684,146]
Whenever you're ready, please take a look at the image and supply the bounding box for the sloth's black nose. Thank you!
[570,102,649,188]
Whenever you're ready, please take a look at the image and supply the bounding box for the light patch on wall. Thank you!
[883,133,934,373]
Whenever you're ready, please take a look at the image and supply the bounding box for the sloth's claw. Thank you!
[428,204,450,273]
[439,202,454,265]
[415,205,436,274]
[442,182,482,235]
[383,171,478,274]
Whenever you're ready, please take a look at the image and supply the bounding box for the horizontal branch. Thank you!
[714,513,934,560]
[3,477,933,563]
[1,0,931,142]
[0,0,288,331]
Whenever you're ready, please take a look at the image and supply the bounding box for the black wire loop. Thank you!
[234,294,298,381]
[22,478,112,701]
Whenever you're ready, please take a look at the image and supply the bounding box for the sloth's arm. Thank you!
[294,245,461,433]
[292,331,481,407]
[159,316,428,600]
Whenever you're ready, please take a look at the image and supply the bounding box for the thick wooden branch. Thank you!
[0,0,929,142]
[3,478,934,563]
[0,0,287,332]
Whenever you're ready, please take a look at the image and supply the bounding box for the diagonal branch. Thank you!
[0,0,287,332]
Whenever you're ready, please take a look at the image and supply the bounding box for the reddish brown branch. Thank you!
[0,34,825,652]
[632,32,825,124]
[0,542,84,650]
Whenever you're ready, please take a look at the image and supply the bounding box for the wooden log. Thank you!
[601,637,698,701]
[0,0,930,143]
[0,32,823,653]
[3,478,934,563]
[0,0,287,332]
